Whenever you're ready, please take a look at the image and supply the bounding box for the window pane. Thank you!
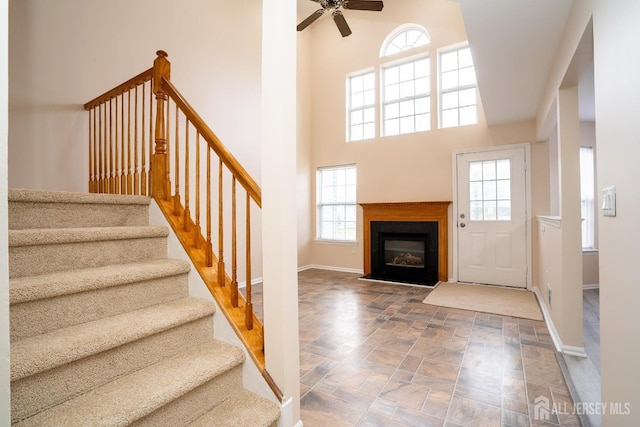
[441,71,458,90]
[415,97,430,114]
[386,84,400,101]
[351,76,363,92]
[363,107,375,123]
[459,88,476,107]
[442,92,458,110]
[459,48,473,67]
[483,181,496,200]
[385,118,400,136]
[382,28,430,57]
[351,92,364,109]
[496,159,510,179]
[497,201,511,220]
[386,103,400,119]
[415,77,429,95]
[363,89,375,106]
[469,162,483,181]
[399,63,414,81]
[497,180,511,200]
[363,72,375,89]
[400,100,415,117]
[351,110,363,125]
[400,116,415,134]
[459,106,477,126]
[415,58,429,78]
[400,81,415,98]
[385,67,399,84]
[482,161,496,180]
[351,125,363,141]
[441,51,458,72]
[470,182,482,201]
[442,109,458,128]
[484,200,497,220]
[459,67,476,86]
[415,113,430,131]
[470,201,483,220]
[363,122,375,139]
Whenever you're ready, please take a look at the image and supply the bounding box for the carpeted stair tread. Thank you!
[10,259,191,304]
[8,188,150,205]
[9,226,169,247]
[14,341,245,427]
[188,389,280,427]
[11,297,215,381]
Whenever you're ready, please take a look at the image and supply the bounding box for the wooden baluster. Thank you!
[194,132,202,248]
[134,85,140,195]
[89,109,94,192]
[245,193,253,330]
[151,50,170,199]
[206,147,213,267]
[98,103,104,193]
[94,108,98,193]
[173,104,180,215]
[120,92,126,193]
[127,88,133,195]
[105,102,110,193]
[183,120,191,231]
[149,80,154,196]
[218,159,225,287]
[141,83,147,196]
[231,177,238,307]
[115,96,121,195]
[165,98,171,200]
[109,99,115,193]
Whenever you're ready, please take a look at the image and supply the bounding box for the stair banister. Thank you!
[84,51,281,402]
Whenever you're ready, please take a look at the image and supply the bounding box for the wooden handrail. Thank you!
[84,68,153,111]
[160,79,262,207]
[84,51,280,402]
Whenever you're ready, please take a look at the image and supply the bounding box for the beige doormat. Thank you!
[422,282,544,321]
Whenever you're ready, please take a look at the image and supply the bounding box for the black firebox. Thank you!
[368,221,438,285]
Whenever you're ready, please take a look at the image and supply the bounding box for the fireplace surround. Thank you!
[361,202,450,285]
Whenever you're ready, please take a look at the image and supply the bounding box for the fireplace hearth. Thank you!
[360,202,450,285]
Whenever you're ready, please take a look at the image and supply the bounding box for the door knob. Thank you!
[460,223,466,228]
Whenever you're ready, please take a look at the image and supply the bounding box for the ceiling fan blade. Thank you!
[297,9,325,32]
[333,11,352,37]
[344,0,384,12]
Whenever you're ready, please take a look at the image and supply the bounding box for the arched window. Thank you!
[380,25,430,57]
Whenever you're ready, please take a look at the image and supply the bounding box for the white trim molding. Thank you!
[298,264,364,275]
[533,286,588,358]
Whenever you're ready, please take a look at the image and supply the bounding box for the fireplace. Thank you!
[360,202,450,285]
[369,221,439,285]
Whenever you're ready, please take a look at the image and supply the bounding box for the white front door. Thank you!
[456,146,528,288]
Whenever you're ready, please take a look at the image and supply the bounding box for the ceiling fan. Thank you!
[297,0,384,37]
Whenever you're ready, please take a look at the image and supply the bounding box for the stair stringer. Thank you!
[148,200,283,415]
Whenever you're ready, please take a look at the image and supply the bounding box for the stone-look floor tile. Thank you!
[411,373,456,394]
[416,359,461,383]
[300,390,368,427]
[457,367,502,396]
[454,384,502,407]
[369,397,398,418]
[393,405,445,427]
[422,390,452,419]
[502,408,531,427]
[523,358,568,391]
[379,379,430,410]
[357,411,408,427]
[366,347,408,368]
[446,395,502,426]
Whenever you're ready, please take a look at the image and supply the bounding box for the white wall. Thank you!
[593,1,640,423]
[1,0,11,422]
[8,0,263,192]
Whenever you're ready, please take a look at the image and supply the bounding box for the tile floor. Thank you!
[250,269,581,426]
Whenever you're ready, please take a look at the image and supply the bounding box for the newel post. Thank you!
[151,50,171,199]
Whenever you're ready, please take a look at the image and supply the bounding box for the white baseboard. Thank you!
[583,283,599,290]
[237,277,263,289]
[532,286,588,358]
[297,264,364,275]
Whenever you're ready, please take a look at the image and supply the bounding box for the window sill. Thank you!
[314,239,359,246]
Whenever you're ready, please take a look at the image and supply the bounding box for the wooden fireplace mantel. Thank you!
[360,202,451,283]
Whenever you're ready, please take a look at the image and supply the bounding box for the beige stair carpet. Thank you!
[423,281,544,320]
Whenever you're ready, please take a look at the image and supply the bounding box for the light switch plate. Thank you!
[602,186,616,217]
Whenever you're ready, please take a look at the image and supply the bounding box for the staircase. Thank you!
[8,189,280,426]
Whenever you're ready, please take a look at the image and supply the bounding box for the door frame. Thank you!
[451,143,532,290]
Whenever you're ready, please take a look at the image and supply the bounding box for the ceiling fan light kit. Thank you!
[297,0,384,37]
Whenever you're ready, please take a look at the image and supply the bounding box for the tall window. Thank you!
[580,146,595,249]
[439,46,478,128]
[347,71,375,141]
[382,57,430,136]
[317,165,357,241]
